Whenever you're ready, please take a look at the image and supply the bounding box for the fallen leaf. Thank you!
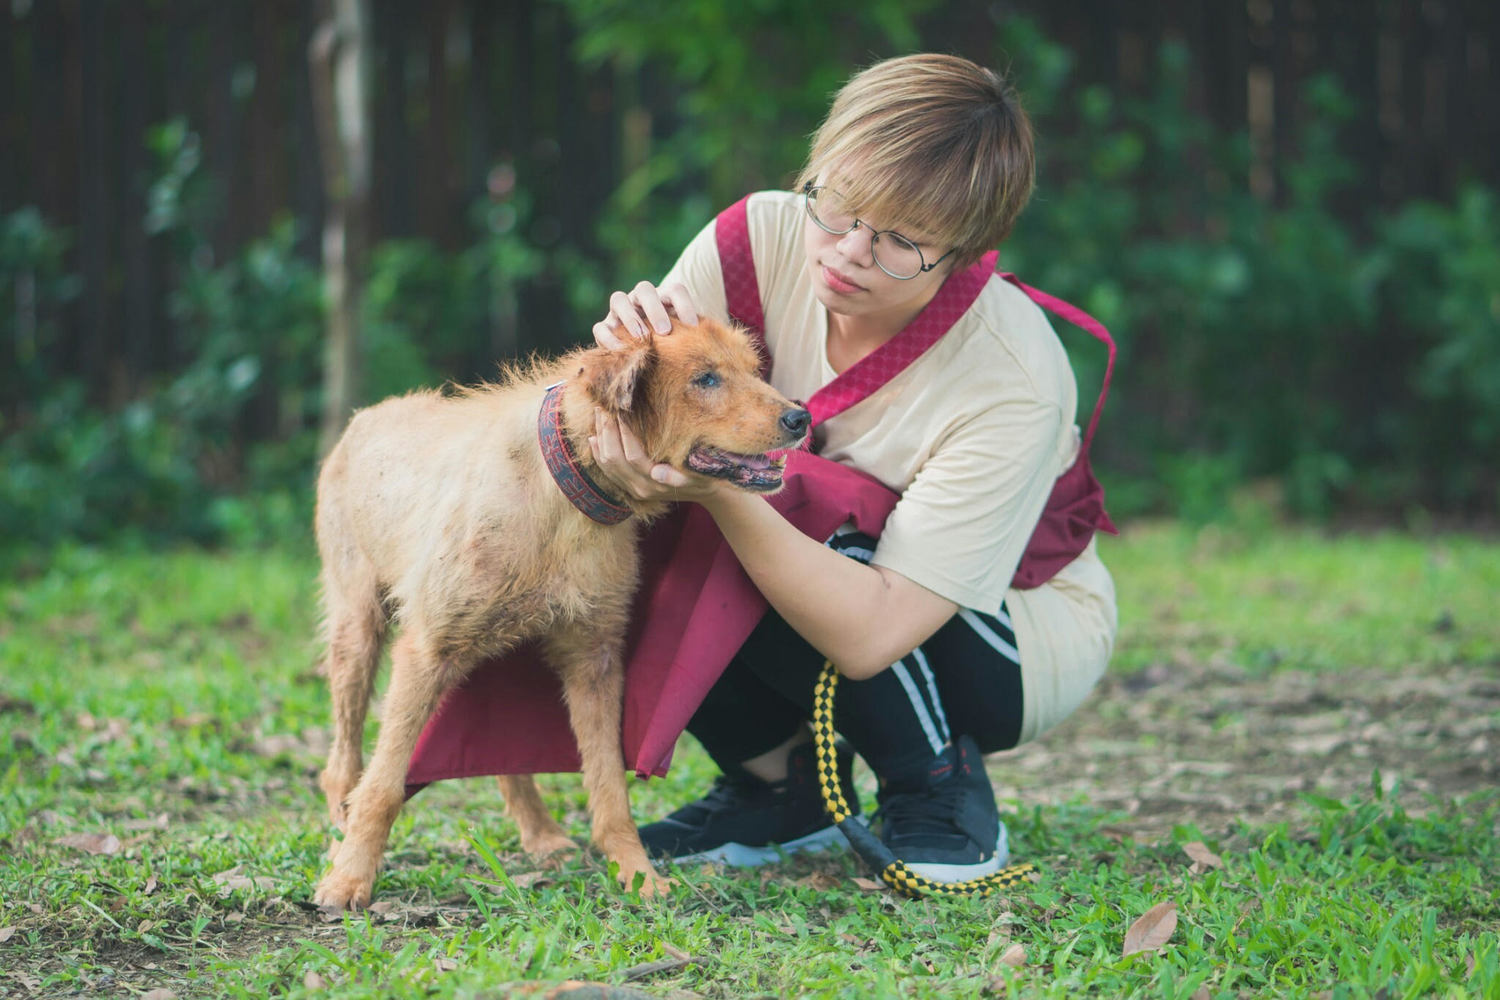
[120,813,171,832]
[304,970,328,989]
[851,876,885,891]
[1190,988,1211,1000]
[508,870,554,889]
[211,868,276,895]
[0,926,15,943]
[143,876,159,895]
[998,942,1026,967]
[54,832,123,856]
[1122,900,1178,956]
[141,991,177,1000]
[795,871,841,891]
[433,956,459,972]
[1182,841,1223,869]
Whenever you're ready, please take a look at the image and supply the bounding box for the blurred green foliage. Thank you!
[2,15,1497,551]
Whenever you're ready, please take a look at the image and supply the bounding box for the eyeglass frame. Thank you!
[801,182,958,280]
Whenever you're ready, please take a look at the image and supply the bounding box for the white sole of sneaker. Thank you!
[902,821,1011,884]
[663,823,850,868]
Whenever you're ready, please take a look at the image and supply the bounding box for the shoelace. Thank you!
[876,781,973,841]
[812,659,1038,898]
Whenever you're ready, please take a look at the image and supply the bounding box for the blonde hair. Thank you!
[794,53,1035,270]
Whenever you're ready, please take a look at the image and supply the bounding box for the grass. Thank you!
[1,517,1497,998]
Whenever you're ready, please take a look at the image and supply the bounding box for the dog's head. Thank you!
[577,317,810,492]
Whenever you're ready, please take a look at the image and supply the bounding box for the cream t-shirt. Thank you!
[662,191,1116,743]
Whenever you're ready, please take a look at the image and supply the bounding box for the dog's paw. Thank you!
[618,865,675,899]
[312,870,373,911]
[522,830,579,864]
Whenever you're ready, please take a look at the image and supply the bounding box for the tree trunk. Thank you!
[309,0,372,458]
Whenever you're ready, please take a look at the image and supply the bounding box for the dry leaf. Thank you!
[851,876,885,891]
[55,832,123,856]
[120,813,171,832]
[211,868,276,895]
[1122,901,1178,956]
[0,926,15,943]
[143,876,159,895]
[795,871,842,891]
[998,942,1026,968]
[1190,988,1211,1000]
[304,970,328,989]
[1182,842,1223,869]
[508,870,554,889]
[433,956,459,972]
[141,991,177,1000]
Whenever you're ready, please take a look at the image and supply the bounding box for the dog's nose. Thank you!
[780,407,811,437]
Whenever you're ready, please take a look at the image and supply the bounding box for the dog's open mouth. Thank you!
[686,445,788,492]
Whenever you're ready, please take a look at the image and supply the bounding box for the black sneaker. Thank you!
[875,734,1009,882]
[639,741,859,866]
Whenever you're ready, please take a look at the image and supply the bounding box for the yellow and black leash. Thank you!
[811,659,1037,898]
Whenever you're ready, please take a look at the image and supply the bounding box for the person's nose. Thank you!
[834,224,875,266]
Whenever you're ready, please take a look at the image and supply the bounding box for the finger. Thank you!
[650,464,690,487]
[658,282,699,326]
[592,409,623,465]
[608,291,649,340]
[592,321,628,351]
[613,415,650,466]
[632,280,673,335]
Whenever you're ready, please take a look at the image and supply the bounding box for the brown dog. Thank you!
[311,317,809,909]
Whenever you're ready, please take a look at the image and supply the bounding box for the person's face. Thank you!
[801,182,957,325]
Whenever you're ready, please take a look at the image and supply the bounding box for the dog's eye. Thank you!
[693,371,722,390]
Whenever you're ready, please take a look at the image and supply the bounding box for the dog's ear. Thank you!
[579,339,655,413]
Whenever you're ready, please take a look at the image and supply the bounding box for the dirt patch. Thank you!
[994,659,1500,842]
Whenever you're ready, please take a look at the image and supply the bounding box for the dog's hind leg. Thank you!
[315,629,460,910]
[317,559,386,833]
[497,775,578,862]
[544,626,673,898]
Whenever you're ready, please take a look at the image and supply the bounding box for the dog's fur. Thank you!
[311,317,808,909]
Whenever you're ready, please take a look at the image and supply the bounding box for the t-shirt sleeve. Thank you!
[869,396,1066,611]
[660,218,729,326]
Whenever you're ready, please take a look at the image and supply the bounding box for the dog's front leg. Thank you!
[314,630,461,910]
[545,626,673,898]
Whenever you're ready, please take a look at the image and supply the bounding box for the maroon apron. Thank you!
[404,196,1115,786]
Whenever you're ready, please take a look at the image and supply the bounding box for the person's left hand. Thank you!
[589,410,724,503]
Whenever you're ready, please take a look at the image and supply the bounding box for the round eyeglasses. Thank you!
[802,183,957,280]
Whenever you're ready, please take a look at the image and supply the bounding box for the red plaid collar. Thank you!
[537,383,633,525]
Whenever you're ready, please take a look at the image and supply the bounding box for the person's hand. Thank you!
[592,281,700,350]
[589,410,724,504]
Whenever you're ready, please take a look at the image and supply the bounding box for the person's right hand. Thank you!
[592,281,700,350]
